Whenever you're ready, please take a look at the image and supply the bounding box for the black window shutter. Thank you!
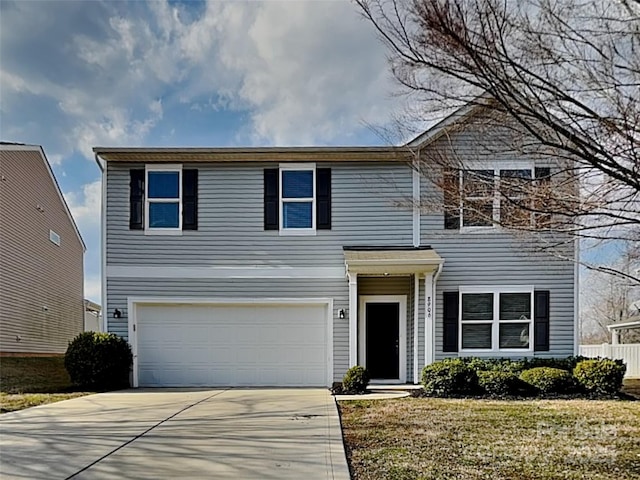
[129,169,144,230]
[443,169,460,229]
[182,169,198,230]
[535,167,550,180]
[443,291,459,352]
[316,168,331,230]
[534,290,550,351]
[264,169,279,230]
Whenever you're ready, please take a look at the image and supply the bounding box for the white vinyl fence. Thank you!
[579,344,640,378]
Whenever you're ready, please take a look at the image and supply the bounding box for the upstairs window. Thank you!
[264,165,331,232]
[146,167,181,230]
[130,166,197,232]
[445,164,536,229]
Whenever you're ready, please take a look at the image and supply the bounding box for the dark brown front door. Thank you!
[365,302,400,379]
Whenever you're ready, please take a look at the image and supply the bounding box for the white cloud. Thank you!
[65,180,101,228]
[1,0,395,158]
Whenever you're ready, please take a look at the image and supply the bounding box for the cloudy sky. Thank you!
[1,0,402,303]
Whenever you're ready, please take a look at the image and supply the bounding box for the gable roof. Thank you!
[0,144,86,251]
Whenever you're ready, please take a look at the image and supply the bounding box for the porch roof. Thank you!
[343,246,444,275]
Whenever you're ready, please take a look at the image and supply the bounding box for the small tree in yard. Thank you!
[356,0,640,285]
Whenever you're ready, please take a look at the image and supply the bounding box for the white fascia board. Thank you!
[107,265,345,279]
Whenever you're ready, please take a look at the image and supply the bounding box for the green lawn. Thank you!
[0,356,92,413]
[339,396,640,480]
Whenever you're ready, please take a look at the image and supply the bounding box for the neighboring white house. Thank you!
[84,299,101,332]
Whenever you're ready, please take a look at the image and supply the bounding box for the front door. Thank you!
[365,302,400,380]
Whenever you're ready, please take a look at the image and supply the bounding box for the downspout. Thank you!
[431,262,444,364]
[95,153,106,332]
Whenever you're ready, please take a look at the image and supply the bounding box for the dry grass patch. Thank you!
[339,398,640,480]
[0,357,92,413]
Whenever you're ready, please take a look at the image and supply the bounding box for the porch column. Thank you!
[348,272,358,367]
[414,274,421,384]
[424,272,434,367]
[612,330,620,345]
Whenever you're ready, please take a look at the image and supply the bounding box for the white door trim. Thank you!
[127,296,334,388]
[358,295,407,383]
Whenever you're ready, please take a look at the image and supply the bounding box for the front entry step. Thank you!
[367,384,424,393]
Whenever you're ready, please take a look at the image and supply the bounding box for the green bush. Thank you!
[573,359,626,395]
[421,359,478,397]
[342,365,370,394]
[462,357,526,374]
[65,332,132,389]
[478,371,527,397]
[519,367,574,394]
[520,356,589,372]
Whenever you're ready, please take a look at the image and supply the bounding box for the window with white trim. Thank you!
[457,166,534,228]
[280,165,315,232]
[145,166,182,230]
[460,287,533,352]
[49,230,61,246]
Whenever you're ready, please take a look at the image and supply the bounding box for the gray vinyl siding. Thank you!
[106,162,413,267]
[421,111,575,359]
[0,149,84,354]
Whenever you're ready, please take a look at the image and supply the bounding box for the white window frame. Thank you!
[145,164,182,235]
[279,163,316,236]
[49,230,61,246]
[457,161,534,231]
[459,285,534,354]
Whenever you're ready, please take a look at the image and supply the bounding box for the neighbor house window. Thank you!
[49,230,61,246]
[460,287,533,352]
[145,165,182,230]
[280,165,315,232]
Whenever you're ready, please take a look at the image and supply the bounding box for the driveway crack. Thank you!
[65,389,230,480]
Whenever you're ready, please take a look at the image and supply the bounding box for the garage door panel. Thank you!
[136,303,328,387]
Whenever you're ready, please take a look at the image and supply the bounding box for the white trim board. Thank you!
[127,296,334,388]
[107,265,346,279]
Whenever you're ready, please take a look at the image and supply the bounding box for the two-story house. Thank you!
[95,102,577,388]
[0,143,85,355]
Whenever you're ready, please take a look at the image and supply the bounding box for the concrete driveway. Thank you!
[0,389,350,479]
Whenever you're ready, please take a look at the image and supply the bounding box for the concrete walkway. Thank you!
[0,389,350,480]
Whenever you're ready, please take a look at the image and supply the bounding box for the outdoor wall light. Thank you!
[113,308,122,319]
[339,309,345,319]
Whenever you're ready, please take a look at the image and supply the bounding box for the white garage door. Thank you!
[135,302,328,387]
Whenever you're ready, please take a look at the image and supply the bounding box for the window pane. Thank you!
[283,170,313,198]
[149,202,179,228]
[148,172,179,199]
[463,199,493,226]
[500,293,531,320]
[500,200,532,227]
[463,170,494,197]
[462,293,493,321]
[499,323,530,349]
[462,323,492,349]
[283,202,312,228]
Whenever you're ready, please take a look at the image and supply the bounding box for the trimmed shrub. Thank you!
[421,358,478,397]
[573,359,626,395]
[519,367,574,394]
[478,371,527,397]
[65,332,133,389]
[463,357,526,375]
[342,365,370,394]
[520,356,589,372]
